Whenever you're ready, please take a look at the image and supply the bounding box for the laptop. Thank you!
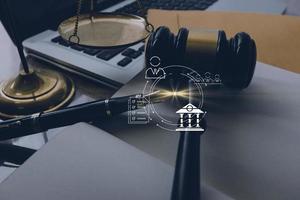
[22,0,286,89]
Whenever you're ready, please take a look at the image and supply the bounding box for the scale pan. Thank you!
[58,13,152,48]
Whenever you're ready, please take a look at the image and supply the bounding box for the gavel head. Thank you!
[145,26,257,89]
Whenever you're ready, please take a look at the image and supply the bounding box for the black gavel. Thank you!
[171,115,207,200]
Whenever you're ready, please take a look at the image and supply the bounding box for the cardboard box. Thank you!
[148,10,300,73]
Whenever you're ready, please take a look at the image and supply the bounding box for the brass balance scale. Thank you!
[0,0,153,119]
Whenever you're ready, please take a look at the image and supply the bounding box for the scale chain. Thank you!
[69,0,83,44]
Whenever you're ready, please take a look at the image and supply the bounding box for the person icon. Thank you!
[204,72,212,84]
[195,74,205,84]
[145,56,166,79]
[214,74,221,84]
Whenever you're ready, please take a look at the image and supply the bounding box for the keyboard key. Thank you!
[138,45,145,52]
[58,39,71,47]
[122,48,143,59]
[129,51,143,59]
[97,47,127,61]
[122,48,136,57]
[71,45,86,51]
[194,4,209,10]
[118,57,133,67]
[51,36,62,43]
[94,0,124,10]
[83,48,102,56]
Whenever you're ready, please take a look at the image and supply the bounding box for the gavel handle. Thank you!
[171,131,201,200]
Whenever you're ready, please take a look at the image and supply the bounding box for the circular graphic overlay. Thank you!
[142,65,204,132]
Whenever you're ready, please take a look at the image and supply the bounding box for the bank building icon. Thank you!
[176,103,205,132]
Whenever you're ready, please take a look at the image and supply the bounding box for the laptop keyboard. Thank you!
[51,36,145,67]
[115,0,218,16]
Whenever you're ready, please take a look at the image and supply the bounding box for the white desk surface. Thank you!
[99,61,300,200]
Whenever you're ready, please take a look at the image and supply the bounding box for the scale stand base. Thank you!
[0,68,75,119]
